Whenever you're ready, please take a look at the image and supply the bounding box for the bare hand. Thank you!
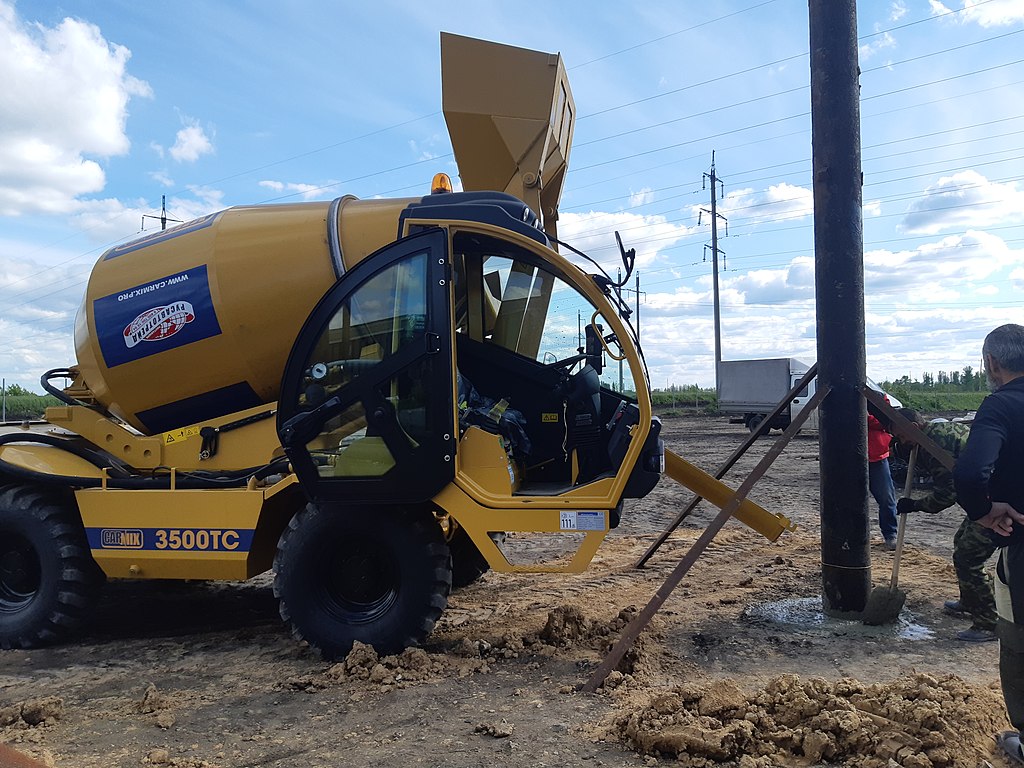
[976,502,1024,536]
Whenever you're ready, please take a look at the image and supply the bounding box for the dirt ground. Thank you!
[0,413,1013,767]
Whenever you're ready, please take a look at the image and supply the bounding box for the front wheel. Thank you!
[0,485,104,649]
[273,503,451,659]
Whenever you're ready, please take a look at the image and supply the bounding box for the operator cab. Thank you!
[276,215,661,510]
[450,230,642,496]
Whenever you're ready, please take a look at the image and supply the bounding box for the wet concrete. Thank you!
[744,596,935,641]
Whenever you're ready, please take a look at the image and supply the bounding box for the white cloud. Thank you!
[929,0,1024,26]
[0,239,93,388]
[66,189,224,242]
[899,171,1024,235]
[67,197,151,242]
[721,256,816,306]
[169,121,214,163]
[558,210,698,274]
[859,31,897,61]
[258,180,329,201]
[149,170,174,188]
[1009,267,1024,291]
[709,183,813,227]
[890,1,909,21]
[0,2,151,216]
[866,229,1017,288]
[182,186,224,212]
[409,134,446,162]
[629,187,654,207]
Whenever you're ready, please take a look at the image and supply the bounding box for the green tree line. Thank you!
[650,366,988,415]
[1,383,62,422]
[877,365,988,413]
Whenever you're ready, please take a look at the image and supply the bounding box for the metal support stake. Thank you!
[635,364,818,568]
[581,384,830,693]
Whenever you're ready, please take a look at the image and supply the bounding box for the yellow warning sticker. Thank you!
[541,413,559,423]
[163,426,201,444]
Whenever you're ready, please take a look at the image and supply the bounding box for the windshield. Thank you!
[451,231,637,396]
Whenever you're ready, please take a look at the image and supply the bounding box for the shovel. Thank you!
[863,444,918,626]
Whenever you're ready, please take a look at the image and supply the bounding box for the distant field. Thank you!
[896,391,986,413]
[2,393,62,422]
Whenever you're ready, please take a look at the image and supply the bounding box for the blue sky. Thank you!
[1,0,1022,395]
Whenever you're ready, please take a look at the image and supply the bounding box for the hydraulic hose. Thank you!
[0,432,134,478]
[0,432,289,490]
[40,368,83,406]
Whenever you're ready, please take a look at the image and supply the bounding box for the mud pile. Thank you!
[284,604,646,694]
[0,697,63,729]
[284,642,490,693]
[539,604,639,646]
[607,672,1007,767]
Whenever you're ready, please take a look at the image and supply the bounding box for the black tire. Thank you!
[449,526,490,590]
[0,484,104,649]
[746,414,766,434]
[273,503,451,659]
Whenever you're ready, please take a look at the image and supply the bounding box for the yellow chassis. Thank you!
[1,409,792,582]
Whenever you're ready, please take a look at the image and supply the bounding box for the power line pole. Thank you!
[142,195,182,232]
[619,272,646,342]
[615,272,646,395]
[700,153,727,395]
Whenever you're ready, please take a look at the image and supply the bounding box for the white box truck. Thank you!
[717,357,900,433]
[718,358,817,433]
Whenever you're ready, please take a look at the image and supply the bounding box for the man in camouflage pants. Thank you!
[895,408,998,642]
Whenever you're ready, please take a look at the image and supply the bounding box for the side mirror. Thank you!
[584,323,604,375]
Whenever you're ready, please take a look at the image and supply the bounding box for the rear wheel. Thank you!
[0,484,104,649]
[274,503,451,659]
[746,414,766,434]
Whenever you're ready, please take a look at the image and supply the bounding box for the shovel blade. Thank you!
[862,585,907,626]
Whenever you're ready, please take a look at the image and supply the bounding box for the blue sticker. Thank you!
[87,527,254,552]
[94,264,222,368]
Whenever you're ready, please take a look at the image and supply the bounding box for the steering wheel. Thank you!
[590,312,626,362]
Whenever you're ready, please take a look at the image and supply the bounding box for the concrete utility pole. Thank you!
[701,154,727,396]
[809,0,871,616]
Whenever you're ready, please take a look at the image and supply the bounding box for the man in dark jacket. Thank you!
[895,409,997,641]
[953,323,1024,765]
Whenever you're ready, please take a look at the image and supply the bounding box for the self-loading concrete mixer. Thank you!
[0,33,792,657]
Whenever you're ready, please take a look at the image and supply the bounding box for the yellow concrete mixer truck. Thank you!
[0,33,792,658]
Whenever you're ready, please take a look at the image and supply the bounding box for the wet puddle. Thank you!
[744,596,934,640]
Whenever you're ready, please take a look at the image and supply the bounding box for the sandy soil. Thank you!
[0,414,1012,767]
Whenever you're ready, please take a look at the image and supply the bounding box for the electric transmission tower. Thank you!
[699,153,728,390]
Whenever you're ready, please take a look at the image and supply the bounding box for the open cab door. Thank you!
[435,225,664,573]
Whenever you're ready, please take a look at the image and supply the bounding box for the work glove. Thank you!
[896,497,918,515]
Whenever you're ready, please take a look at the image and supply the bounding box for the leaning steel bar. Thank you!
[633,363,818,568]
[862,387,954,471]
[580,383,831,693]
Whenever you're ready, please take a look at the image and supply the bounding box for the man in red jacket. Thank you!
[869,412,898,549]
